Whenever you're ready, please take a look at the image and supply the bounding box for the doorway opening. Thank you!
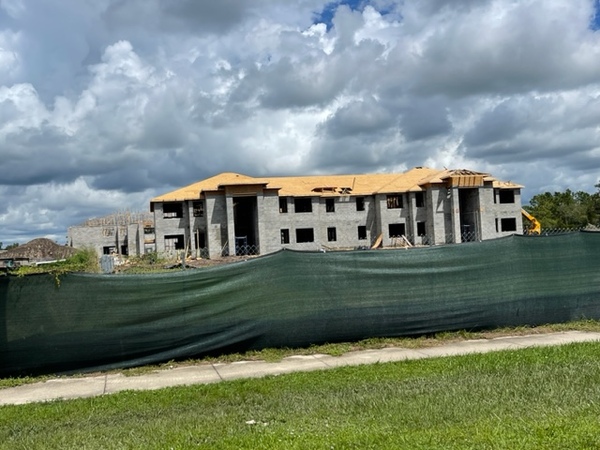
[458,189,480,242]
[233,196,258,255]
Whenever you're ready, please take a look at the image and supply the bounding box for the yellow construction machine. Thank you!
[521,209,541,235]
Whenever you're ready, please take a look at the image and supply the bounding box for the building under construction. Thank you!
[149,167,523,258]
[67,211,155,256]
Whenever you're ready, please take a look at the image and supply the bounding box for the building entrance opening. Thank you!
[458,188,480,242]
[233,196,258,255]
[194,230,207,258]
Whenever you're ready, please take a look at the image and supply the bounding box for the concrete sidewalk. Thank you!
[2,331,600,406]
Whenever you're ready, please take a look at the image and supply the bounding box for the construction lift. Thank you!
[521,209,541,235]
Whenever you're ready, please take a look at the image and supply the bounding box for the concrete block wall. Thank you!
[410,192,430,246]
[271,195,378,251]
[127,224,141,257]
[257,192,282,254]
[487,188,523,237]
[376,193,412,247]
[273,196,324,251]
[152,203,189,256]
[479,187,497,240]
[314,195,377,249]
[68,225,124,257]
[204,194,228,259]
[149,184,523,258]
[428,187,452,245]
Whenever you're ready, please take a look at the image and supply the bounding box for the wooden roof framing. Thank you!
[151,167,523,203]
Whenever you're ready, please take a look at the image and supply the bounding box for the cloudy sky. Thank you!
[2,0,600,245]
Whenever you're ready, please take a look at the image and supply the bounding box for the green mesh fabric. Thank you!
[2,232,600,377]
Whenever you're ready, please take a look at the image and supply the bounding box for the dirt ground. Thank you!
[176,255,260,268]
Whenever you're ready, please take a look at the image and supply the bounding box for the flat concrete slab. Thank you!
[0,376,107,406]
[491,330,600,346]
[104,365,222,394]
[319,348,429,367]
[2,331,599,406]
[213,355,331,381]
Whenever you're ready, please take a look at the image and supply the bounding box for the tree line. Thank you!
[523,185,600,229]
[0,242,19,251]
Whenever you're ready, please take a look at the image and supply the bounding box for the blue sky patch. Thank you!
[591,0,600,30]
[314,0,365,30]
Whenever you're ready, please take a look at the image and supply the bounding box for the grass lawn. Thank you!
[2,342,600,449]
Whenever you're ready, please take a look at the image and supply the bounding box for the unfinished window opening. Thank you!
[163,203,183,219]
[279,197,288,213]
[389,223,406,238]
[417,222,426,236]
[164,234,185,252]
[294,198,312,213]
[102,227,115,237]
[327,227,337,242]
[358,225,367,240]
[415,192,425,208]
[387,194,403,209]
[326,198,335,213]
[103,246,116,255]
[194,230,206,249]
[193,201,204,217]
[498,190,515,204]
[501,218,517,232]
[143,226,154,234]
[296,228,314,243]
[356,197,365,211]
[281,229,290,244]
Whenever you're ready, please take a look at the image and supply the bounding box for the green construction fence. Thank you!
[1,232,599,377]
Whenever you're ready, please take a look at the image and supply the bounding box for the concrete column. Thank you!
[226,195,236,256]
[450,187,461,243]
[256,194,265,255]
[426,189,439,244]
[183,200,190,252]
[373,194,383,245]
[475,188,483,240]
[127,224,140,256]
[205,194,227,260]
[407,193,417,244]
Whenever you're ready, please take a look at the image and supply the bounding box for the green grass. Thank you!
[2,342,600,449]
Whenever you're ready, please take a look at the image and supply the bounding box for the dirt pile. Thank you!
[3,238,77,261]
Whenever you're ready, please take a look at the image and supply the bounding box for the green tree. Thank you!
[525,189,600,229]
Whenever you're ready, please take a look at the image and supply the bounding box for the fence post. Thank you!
[0,277,8,356]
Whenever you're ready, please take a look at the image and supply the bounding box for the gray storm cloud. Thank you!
[1,0,600,243]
